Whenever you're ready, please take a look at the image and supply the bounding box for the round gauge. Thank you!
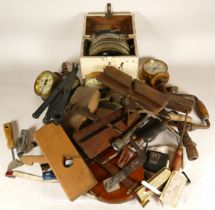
[34,71,62,99]
[140,58,169,88]
[84,72,103,89]
[143,59,168,75]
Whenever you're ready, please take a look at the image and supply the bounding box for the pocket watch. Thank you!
[139,58,169,88]
[34,71,62,99]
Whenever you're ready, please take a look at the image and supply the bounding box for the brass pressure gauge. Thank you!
[140,59,169,88]
[34,71,62,99]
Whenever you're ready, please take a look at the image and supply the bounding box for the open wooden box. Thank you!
[80,4,139,78]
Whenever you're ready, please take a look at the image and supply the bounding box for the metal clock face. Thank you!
[85,78,101,88]
[143,59,168,75]
[84,72,103,89]
[34,71,61,98]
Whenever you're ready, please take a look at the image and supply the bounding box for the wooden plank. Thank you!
[64,87,100,131]
[133,79,168,107]
[103,66,133,89]
[73,108,124,142]
[165,93,195,113]
[34,123,98,200]
[85,15,133,35]
[73,112,140,159]
[97,66,168,113]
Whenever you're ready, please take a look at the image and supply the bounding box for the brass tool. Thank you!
[139,58,169,88]
[34,71,62,99]
[3,123,24,170]
[33,63,79,124]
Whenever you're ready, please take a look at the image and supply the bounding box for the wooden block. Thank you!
[98,66,168,113]
[165,93,195,113]
[103,66,133,89]
[133,79,168,107]
[64,87,100,131]
[34,123,98,200]
[21,155,48,165]
[73,112,140,159]
[73,108,124,142]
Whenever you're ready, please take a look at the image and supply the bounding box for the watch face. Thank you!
[143,59,168,75]
[84,72,103,89]
[85,78,99,87]
[34,71,54,96]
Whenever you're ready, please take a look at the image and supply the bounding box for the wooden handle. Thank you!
[171,144,183,171]
[168,113,193,123]
[177,125,199,161]
[3,123,15,149]
[20,155,48,165]
[195,99,209,121]
[182,131,198,161]
[117,145,135,168]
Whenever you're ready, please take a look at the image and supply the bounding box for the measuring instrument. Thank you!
[34,71,62,99]
[32,63,79,124]
[84,72,104,89]
[140,58,169,88]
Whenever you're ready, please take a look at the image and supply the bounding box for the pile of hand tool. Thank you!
[3,61,210,208]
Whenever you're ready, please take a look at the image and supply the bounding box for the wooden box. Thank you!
[80,4,139,78]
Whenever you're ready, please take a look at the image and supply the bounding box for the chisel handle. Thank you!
[3,123,15,149]
[171,144,183,171]
[177,125,199,161]
[195,99,209,121]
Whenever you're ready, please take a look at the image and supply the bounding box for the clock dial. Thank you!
[34,71,62,99]
[143,59,168,75]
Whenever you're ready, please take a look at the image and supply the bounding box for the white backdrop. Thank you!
[0,1,215,210]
